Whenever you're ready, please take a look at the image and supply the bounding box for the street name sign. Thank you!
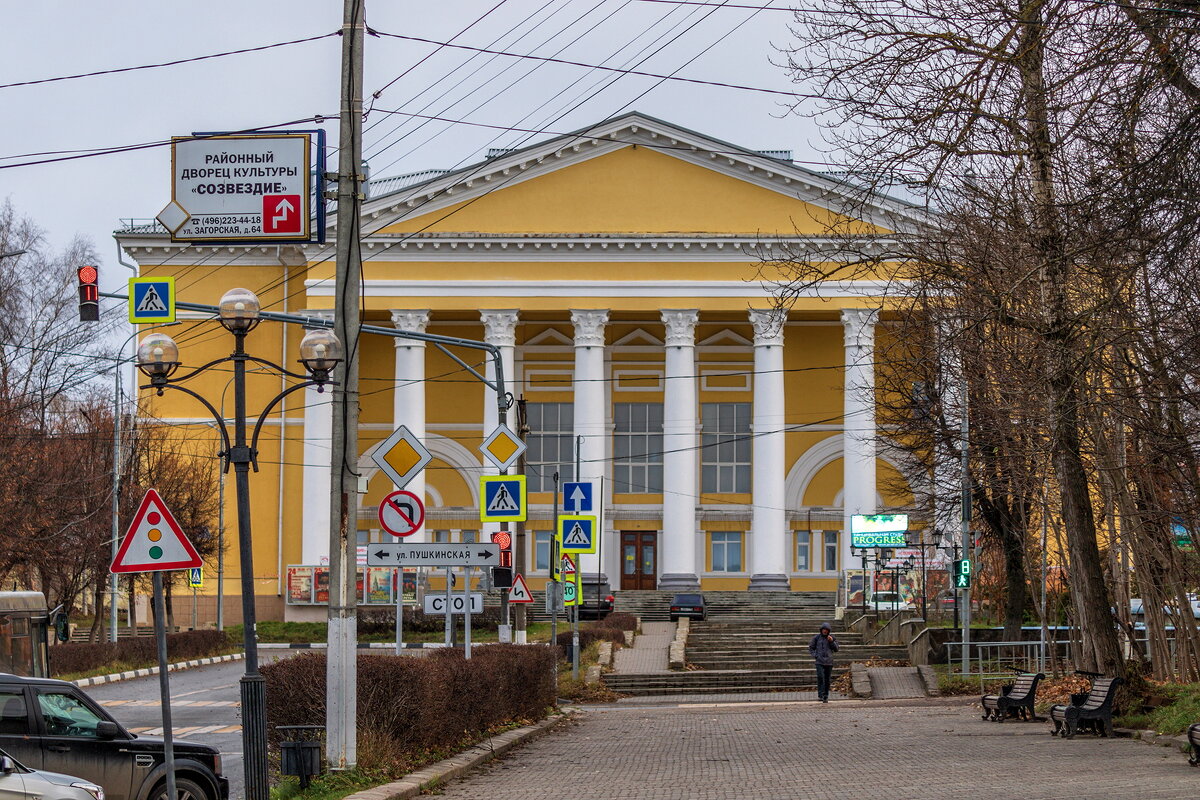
[372,425,433,489]
[480,475,527,522]
[366,543,500,567]
[508,573,533,604]
[128,277,176,324]
[378,489,424,537]
[480,424,526,471]
[166,133,315,243]
[559,515,597,554]
[562,481,595,513]
[111,489,203,573]
[423,593,483,615]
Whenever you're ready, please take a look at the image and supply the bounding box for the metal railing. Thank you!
[946,639,1074,686]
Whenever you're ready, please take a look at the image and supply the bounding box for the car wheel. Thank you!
[152,777,210,800]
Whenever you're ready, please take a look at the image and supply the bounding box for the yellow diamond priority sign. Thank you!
[480,424,526,471]
[372,425,433,489]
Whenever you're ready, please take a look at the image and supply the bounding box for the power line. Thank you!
[0,31,341,90]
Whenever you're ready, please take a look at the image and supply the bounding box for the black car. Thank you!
[0,674,228,800]
[669,593,707,621]
[578,577,615,621]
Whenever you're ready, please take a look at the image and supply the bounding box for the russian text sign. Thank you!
[170,134,312,242]
[367,543,500,567]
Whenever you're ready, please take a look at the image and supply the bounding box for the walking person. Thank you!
[809,622,839,703]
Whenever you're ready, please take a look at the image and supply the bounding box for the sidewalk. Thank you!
[612,621,674,674]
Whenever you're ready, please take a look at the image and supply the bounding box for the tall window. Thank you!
[711,531,743,572]
[462,530,477,544]
[527,403,574,492]
[701,403,751,493]
[535,531,552,571]
[614,403,664,492]
[823,531,839,571]
[796,532,811,571]
[432,530,450,544]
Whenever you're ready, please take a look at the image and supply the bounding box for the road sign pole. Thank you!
[395,570,403,656]
[514,398,529,643]
[152,573,178,800]
[444,568,452,648]
[464,569,472,660]
[551,472,559,660]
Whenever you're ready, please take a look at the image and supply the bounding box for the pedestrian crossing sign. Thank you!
[558,515,597,554]
[128,277,176,324]
[479,475,527,522]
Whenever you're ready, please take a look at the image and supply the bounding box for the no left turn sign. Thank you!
[378,490,425,537]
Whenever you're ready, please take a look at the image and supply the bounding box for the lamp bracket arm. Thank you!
[140,382,232,469]
[248,380,335,470]
[243,355,310,381]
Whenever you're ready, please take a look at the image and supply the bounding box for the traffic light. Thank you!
[953,558,972,589]
[491,567,513,590]
[491,530,512,568]
[77,265,100,321]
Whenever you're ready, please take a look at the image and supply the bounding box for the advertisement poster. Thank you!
[315,567,330,603]
[288,567,313,603]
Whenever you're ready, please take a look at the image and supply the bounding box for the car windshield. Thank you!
[673,594,703,605]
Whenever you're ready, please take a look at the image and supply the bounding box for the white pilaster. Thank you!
[841,308,880,570]
[659,310,700,591]
[481,311,519,541]
[301,310,335,564]
[571,309,609,576]
[391,310,430,543]
[748,309,790,590]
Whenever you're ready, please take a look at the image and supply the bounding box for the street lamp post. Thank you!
[136,288,341,800]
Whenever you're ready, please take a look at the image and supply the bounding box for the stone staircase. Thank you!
[602,592,913,696]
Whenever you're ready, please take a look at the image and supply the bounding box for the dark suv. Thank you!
[0,674,228,800]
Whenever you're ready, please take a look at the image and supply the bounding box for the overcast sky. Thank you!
[2,1,818,293]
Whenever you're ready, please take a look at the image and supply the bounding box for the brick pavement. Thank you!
[612,621,674,674]
[427,700,1198,799]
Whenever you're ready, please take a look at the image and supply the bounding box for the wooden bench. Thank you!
[981,671,1043,722]
[1049,673,1122,739]
[1187,722,1200,766]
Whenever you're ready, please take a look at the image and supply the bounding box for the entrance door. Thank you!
[620,532,657,590]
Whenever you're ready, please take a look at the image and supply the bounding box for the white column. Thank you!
[841,308,880,571]
[748,309,790,590]
[302,311,334,564]
[659,310,700,590]
[390,310,430,543]
[481,311,519,542]
[571,309,609,577]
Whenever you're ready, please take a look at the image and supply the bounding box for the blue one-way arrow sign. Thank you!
[563,481,595,513]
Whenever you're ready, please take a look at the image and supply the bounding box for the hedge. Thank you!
[358,605,502,635]
[49,630,231,677]
[262,646,557,773]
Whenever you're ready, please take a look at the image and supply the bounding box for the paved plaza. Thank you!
[430,698,1198,799]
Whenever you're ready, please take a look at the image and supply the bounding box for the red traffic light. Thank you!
[77,265,99,322]
[490,531,512,550]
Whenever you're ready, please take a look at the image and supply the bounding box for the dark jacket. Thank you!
[808,625,839,666]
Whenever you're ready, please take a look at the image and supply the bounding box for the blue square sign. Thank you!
[480,475,527,522]
[562,481,595,513]
[128,277,176,324]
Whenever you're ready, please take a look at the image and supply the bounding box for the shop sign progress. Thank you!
[158,132,324,244]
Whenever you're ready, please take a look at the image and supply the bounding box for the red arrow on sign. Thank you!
[262,194,301,234]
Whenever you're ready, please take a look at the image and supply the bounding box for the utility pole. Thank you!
[326,0,365,772]
[959,378,971,676]
[514,398,529,643]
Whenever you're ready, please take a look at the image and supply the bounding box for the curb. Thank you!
[342,710,575,800]
[258,642,447,650]
[73,653,245,687]
[1114,727,1191,753]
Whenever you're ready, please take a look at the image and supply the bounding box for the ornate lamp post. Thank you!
[137,288,340,800]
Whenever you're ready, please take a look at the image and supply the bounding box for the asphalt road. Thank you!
[83,653,292,800]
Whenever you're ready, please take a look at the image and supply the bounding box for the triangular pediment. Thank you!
[613,328,664,347]
[358,113,919,239]
[524,328,573,346]
[698,329,753,347]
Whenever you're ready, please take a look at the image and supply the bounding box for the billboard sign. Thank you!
[850,513,909,548]
[165,132,323,243]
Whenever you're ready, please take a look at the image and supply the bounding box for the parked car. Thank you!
[669,594,707,621]
[871,591,914,612]
[0,749,105,800]
[578,577,615,621]
[0,674,228,800]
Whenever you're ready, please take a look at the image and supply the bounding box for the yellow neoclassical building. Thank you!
[117,112,925,623]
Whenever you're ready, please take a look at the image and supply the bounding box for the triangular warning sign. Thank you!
[487,483,520,513]
[111,489,203,573]
[564,523,589,546]
[508,573,533,603]
[136,285,167,313]
[561,554,576,577]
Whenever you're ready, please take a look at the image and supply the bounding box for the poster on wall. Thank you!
[288,567,313,603]
[368,569,392,604]
[315,568,330,603]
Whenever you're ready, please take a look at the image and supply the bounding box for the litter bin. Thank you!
[277,725,324,789]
